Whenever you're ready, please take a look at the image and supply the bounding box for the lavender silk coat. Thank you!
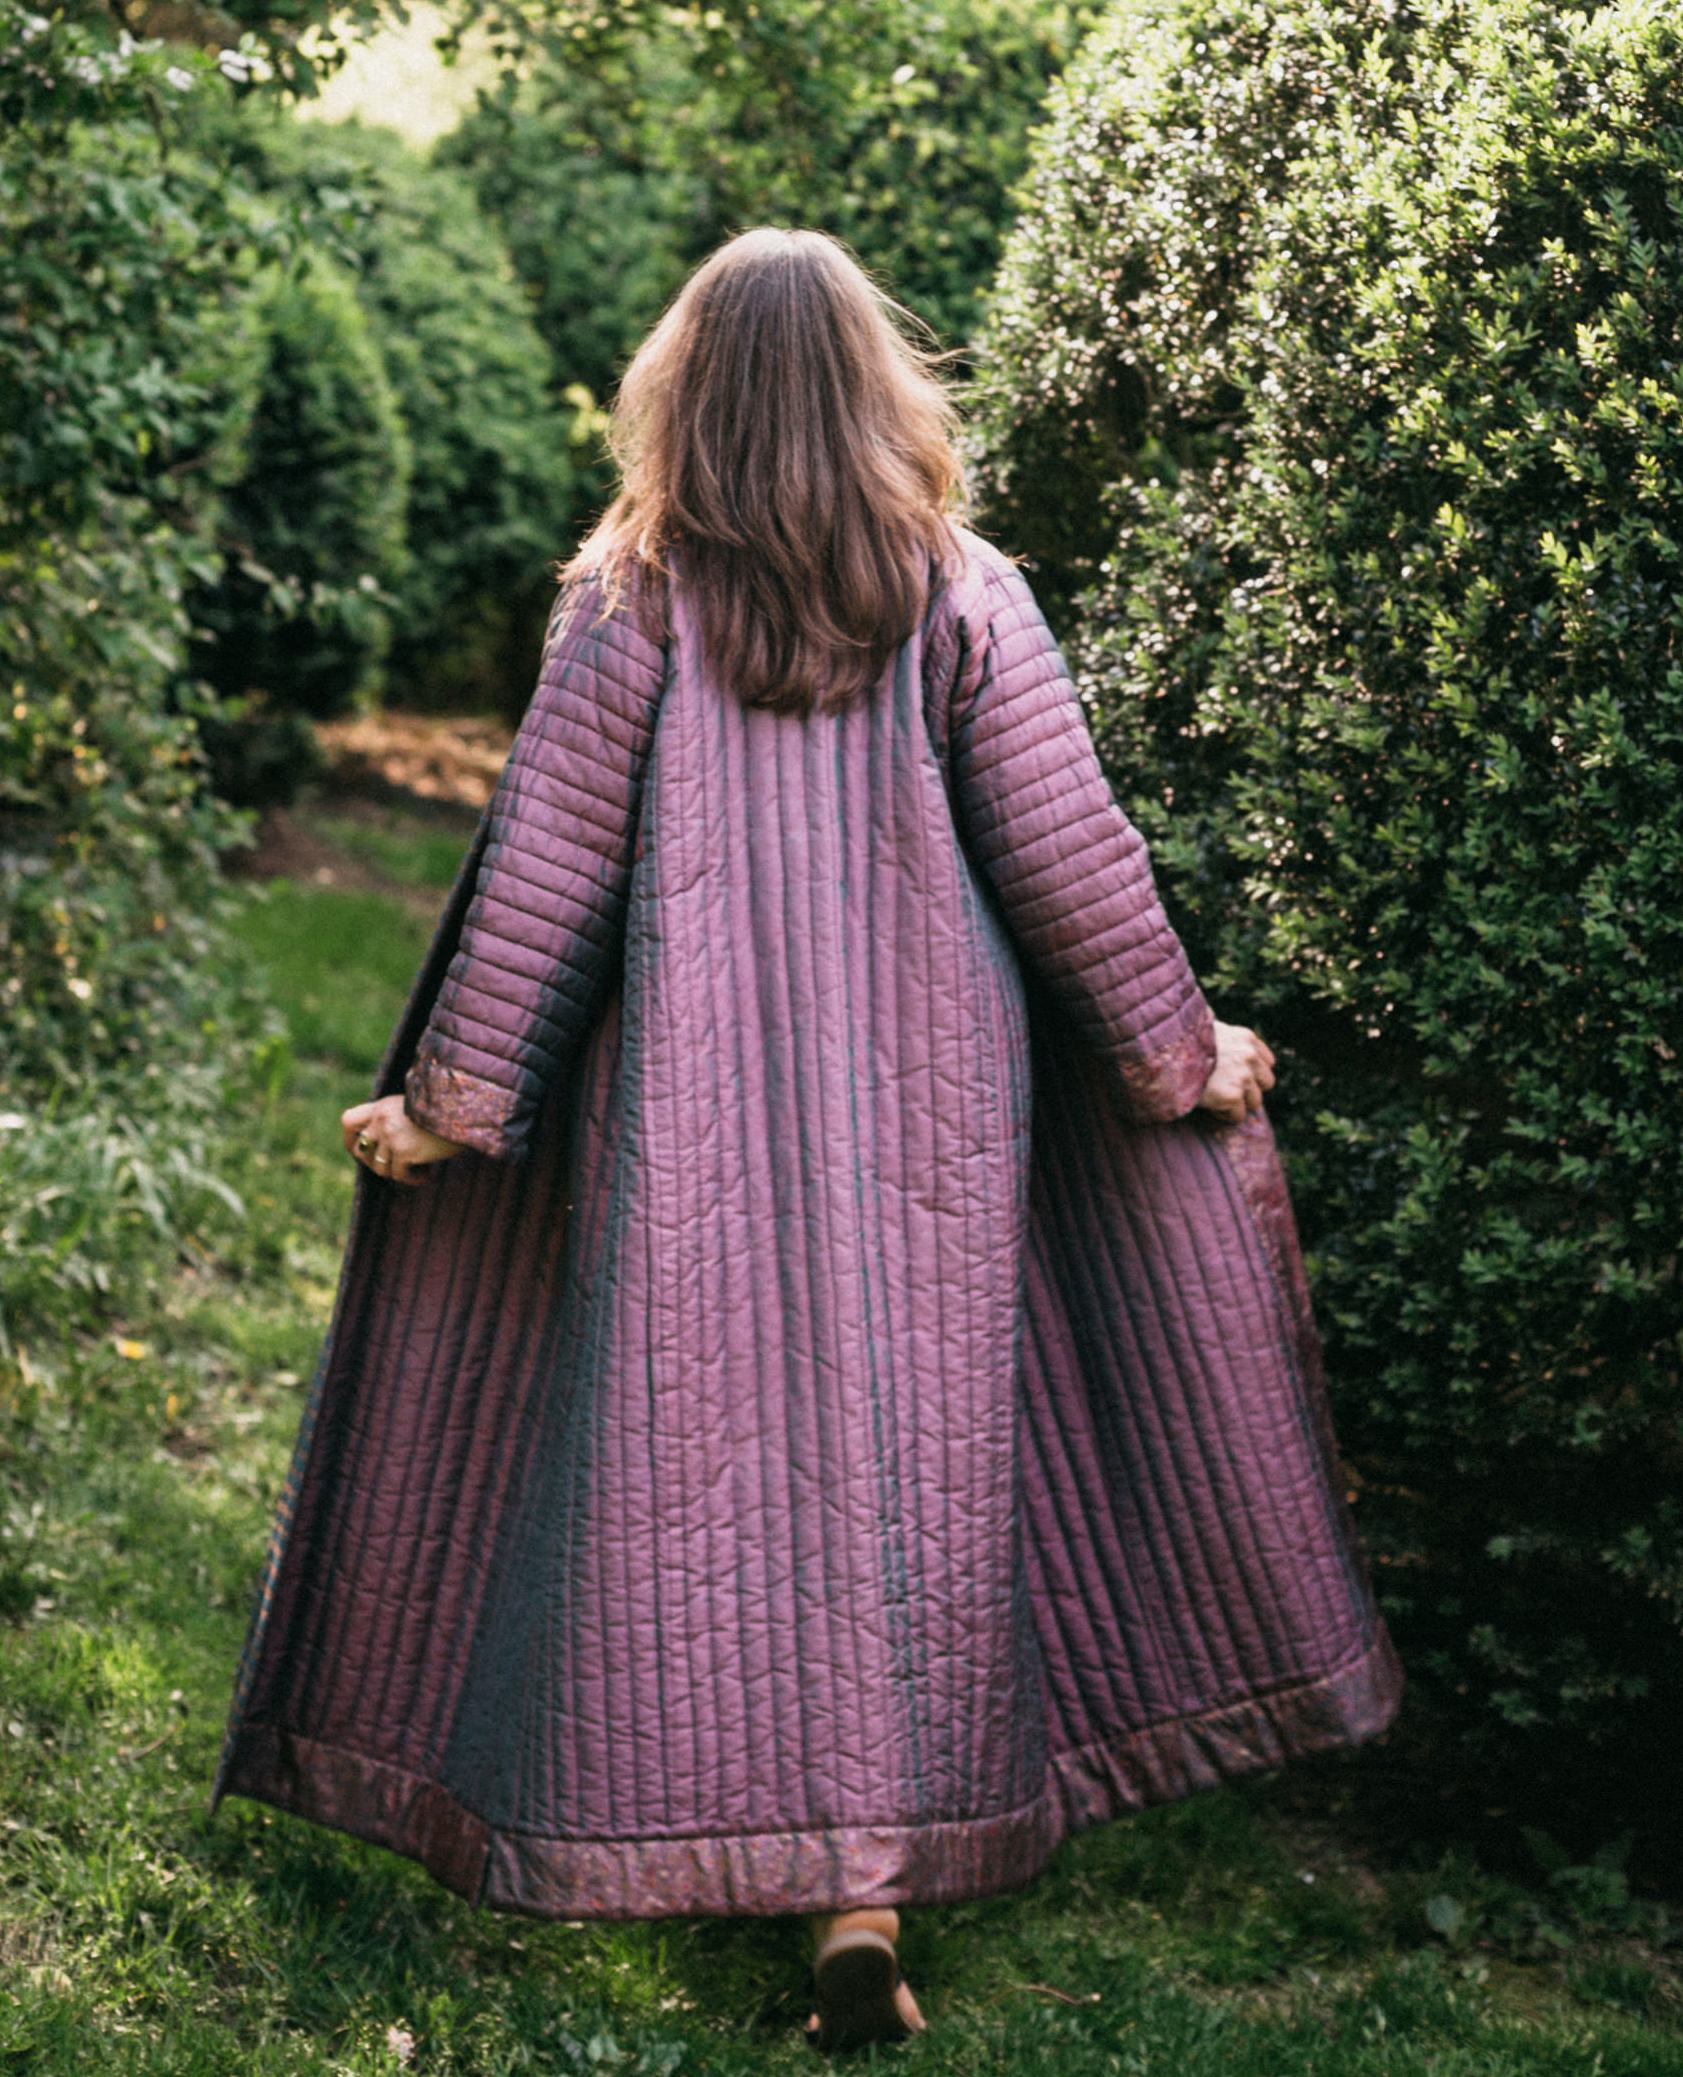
[208,522,1404,1920]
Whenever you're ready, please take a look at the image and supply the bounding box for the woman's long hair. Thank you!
[558,226,970,715]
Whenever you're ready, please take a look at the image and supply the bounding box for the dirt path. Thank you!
[227,710,514,923]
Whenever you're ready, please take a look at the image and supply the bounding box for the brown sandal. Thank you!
[803,1925,927,2052]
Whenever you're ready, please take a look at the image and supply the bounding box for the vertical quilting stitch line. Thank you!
[349,1156,462,1755]
[1177,1121,1348,1666]
[1102,1126,1283,1694]
[686,670,741,1834]
[435,1072,582,1817]
[842,671,925,1821]
[894,630,943,1806]
[555,880,639,1835]
[425,1071,577,1769]
[359,1145,511,1761]
[961,592,1168,1730]
[858,658,932,1815]
[1028,1048,1206,1717]
[580,655,657,1841]
[1207,1120,1375,1631]
[693,652,739,1836]
[1085,1123,1251,1704]
[714,666,780,1832]
[1020,1124,1157,1736]
[943,581,1009,1802]
[541,597,665,1837]
[786,685,876,1814]
[673,614,723,1836]
[301,1136,443,1734]
[730,698,796,1832]
[1016,1269,1107,1757]
[897,635,966,1813]
[751,680,827,1827]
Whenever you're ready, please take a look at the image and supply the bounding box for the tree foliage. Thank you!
[970,0,1683,1774]
[193,107,580,716]
[1,5,287,1366]
[192,250,412,717]
[440,0,1107,405]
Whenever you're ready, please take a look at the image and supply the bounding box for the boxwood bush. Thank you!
[969,0,1683,1787]
[0,13,284,1385]
[191,250,411,721]
[190,107,580,720]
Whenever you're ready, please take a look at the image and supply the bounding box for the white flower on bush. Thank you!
[165,64,194,90]
[16,14,49,43]
[216,45,272,82]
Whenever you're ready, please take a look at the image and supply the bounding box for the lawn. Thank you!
[3,779,1681,2073]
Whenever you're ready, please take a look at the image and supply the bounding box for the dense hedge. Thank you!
[193,109,579,718]
[969,0,1683,1779]
[192,251,412,719]
[0,10,282,1378]
[440,0,1106,419]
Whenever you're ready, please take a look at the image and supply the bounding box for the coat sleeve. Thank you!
[400,571,665,1161]
[948,546,1219,1125]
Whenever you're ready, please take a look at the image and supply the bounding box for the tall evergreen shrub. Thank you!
[193,252,411,719]
[189,107,578,717]
[970,0,1683,1779]
[0,10,283,1377]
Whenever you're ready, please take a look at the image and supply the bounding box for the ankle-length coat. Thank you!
[208,521,1404,1919]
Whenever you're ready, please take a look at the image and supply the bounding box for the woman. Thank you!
[210,226,1404,2053]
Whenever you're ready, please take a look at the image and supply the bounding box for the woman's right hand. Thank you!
[1197,1019,1277,1123]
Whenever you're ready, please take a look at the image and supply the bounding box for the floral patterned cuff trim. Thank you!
[1114,1002,1219,1124]
[403,1054,524,1161]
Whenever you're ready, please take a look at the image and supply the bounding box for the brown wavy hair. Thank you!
[557,225,971,715]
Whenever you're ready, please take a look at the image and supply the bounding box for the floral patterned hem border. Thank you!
[1115,1005,1219,1124]
[212,1626,1403,1922]
[403,1053,522,1160]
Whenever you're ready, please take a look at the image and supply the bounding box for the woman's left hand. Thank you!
[340,1095,467,1186]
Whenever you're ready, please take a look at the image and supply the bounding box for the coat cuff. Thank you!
[403,1053,525,1162]
[1113,996,1219,1125]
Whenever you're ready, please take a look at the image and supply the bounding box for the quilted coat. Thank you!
[207,520,1405,1920]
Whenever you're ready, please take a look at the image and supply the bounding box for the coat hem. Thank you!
[208,1624,1404,1921]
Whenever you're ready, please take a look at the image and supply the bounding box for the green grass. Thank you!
[231,876,436,1070]
[306,813,471,894]
[4,825,1683,2071]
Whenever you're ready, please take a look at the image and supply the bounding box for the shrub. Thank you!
[191,106,579,717]
[191,250,412,719]
[969,0,1683,1781]
[440,0,1107,390]
[0,9,289,1384]
[434,35,703,446]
